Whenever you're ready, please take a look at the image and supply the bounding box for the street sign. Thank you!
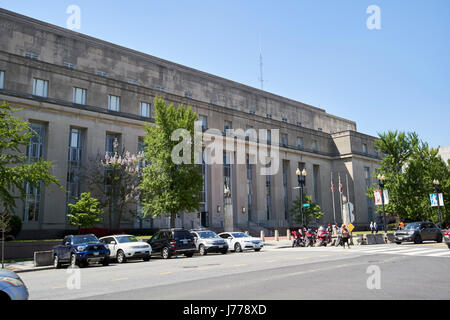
[348,223,355,232]
[303,204,310,208]
[430,193,444,207]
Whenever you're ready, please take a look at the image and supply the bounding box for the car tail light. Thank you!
[170,240,177,246]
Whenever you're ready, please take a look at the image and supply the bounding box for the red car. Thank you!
[444,229,450,249]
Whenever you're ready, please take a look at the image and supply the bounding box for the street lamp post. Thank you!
[296,168,307,227]
[377,174,387,234]
[433,179,442,230]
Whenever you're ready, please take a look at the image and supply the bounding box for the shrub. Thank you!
[8,215,22,238]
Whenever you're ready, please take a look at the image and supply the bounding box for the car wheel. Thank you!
[414,235,422,244]
[185,252,194,258]
[143,255,151,262]
[70,253,78,268]
[162,247,171,259]
[395,241,402,245]
[53,255,61,269]
[254,249,261,252]
[199,245,207,256]
[436,234,443,243]
[102,257,110,266]
[221,249,228,254]
[234,243,242,253]
[117,250,126,263]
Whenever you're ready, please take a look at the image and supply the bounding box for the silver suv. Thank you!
[190,229,229,255]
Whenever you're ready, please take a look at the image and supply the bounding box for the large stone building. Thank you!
[0,9,381,239]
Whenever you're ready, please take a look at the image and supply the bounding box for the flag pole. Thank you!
[331,171,336,224]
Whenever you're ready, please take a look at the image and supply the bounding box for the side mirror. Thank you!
[110,241,116,245]
[65,242,70,246]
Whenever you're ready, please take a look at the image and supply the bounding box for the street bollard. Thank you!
[275,230,279,241]
[260,230,265,242]
[287,229,291,240]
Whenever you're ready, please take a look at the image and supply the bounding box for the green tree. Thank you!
[67,192,103,233]
[367,130,449,225]
[291,194,324,226]
[140,97,203,228]
[0,102,60,216]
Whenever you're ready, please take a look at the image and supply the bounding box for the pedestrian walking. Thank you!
[335,225,342,247]
[374,221,378,234]
[370,221,374,234]
[341,224,351,249]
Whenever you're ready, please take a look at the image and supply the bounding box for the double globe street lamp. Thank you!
[296,168,307,227]
[377,174,387,233]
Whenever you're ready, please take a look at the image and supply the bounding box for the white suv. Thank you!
[218,232,263,252]
[99,234,151,263]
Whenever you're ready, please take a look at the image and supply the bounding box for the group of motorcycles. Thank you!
[291,226,332,247]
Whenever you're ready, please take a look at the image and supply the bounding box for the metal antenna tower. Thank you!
[258,34,264,90]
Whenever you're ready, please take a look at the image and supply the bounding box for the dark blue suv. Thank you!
[53,234,110,268]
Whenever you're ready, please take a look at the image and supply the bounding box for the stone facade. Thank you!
[0,9,381,238]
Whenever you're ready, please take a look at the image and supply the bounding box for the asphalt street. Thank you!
[19,242,450,300]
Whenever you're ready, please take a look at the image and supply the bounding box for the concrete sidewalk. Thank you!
[3,260,54,274]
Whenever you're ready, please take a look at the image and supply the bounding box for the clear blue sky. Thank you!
[1,0,449,148]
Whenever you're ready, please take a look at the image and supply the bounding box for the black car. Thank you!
[148,228,196,259]
[53,234,110,268]
[394,222,443,244]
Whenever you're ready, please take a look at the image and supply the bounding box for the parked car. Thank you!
[394,222,443,244]
[190,229,228,255]
[100,234,152,263]
[0,270,29,301]
[444,229,450,249]
[53,234,110,268]
[218,232,263,252]
[147,228,196,259]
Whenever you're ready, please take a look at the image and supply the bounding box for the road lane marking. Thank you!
[52,285,66,289]
[233,264,248,267]
[295,257,309,260]
[402,249,447,255]
[319,255,330,257]
[426,251,450,257]
[265,260,277,263]
[111,278,128,282]
[160,272,173,275]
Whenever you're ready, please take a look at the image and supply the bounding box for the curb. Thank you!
[6,266,54,274]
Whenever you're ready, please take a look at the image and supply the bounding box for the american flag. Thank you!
[338,174,343,194]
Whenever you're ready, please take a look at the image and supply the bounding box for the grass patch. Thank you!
[3,258,33,264]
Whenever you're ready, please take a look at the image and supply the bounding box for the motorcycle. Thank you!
[316,228,331,246]
[304,229,316,247]
[291,231,305,247]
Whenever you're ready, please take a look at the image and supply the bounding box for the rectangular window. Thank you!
[67,128,83,210]
[362,143,368,154]
[281,134,288,147]
[108,95,120,112]
[73,87,86,105]
[364,167,371,186]
[318,128,323,132]
[313,165,320,205]
[97,71,109,78]
[106,133,121,155]
[64,62,76,69]
[224,121,232,132]
[199,115,208,131]
[266,130,272,145]
[246,155,254,222]
[266,164,272,220]
[25,52,39,60]
[312,140,318,152]
[282,160,289,220]
[0,71,4,89]
[33,78,48,97]
[266,114,272,119]
[296,122,302,127]
[282,118,287,123]
[249,110,256,115]
[140,102,151,118]
[297,137,303,149]
[185,92,192,99]
[24,122,46,222]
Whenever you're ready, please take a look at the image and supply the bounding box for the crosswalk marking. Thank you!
[292,244,450,258]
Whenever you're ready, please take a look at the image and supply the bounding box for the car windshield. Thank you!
[198,231,219,239]
[174,231,194,239]
[405,223,420,230]
[72,235,99,244]
[116,236,139,243]
[231,233,250,238]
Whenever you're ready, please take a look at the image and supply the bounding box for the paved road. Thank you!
[19,242,450,300]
